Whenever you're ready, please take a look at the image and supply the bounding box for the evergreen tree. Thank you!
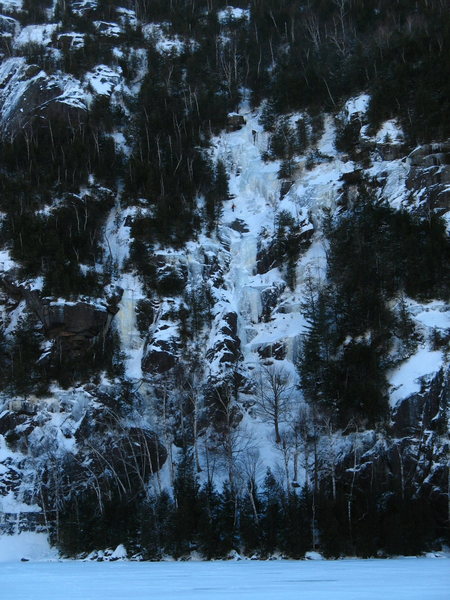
[169,448,200,557]
[205,159,229,233]
[197,480,223,559]
[260,469,284,556]
[216,481,239,556]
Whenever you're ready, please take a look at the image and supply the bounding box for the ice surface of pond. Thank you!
[1,558,449,600]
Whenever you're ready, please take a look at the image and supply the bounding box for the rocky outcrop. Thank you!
[256,227,313,275]
[0,57,86,138]
[206,311,241,367]
[227,112,246,131]
[257,342,286,360]
[141,301,181,375]
[408,143,450,167]
[0,277,123,354]
[407,143,450,213]
[142,338,178,374]
[391,367,448,437]
[0,14,17,35]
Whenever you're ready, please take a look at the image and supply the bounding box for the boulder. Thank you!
[227,112,245,132]
[142,342,177,374]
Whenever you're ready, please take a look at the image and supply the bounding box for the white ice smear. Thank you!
[0,559,448,600]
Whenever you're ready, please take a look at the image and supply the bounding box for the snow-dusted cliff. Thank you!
[0,0,448,559]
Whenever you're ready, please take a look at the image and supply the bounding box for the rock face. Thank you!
[142,338,177,374]
[391,367,448,437]
[206,311,241,367]
[42,301,115,358]
[75,405,168,479]
[0,57,87,138]
[406,143,450,213]
[141,300,181,375]
[0,277,123,355]
[0,387,168,536]
[408,143,450,167]
[0,14,17,35]
[227,112,246,131]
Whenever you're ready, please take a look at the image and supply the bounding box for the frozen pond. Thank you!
[1,558,449,600]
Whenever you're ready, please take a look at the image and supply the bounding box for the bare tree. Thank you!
[254,363,293,443]
[238,448,263,524]
[209,381,255,497]
[318,416,341,502]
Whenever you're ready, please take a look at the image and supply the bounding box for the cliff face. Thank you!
[0,0,448,558]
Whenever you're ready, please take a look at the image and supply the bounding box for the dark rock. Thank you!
[340,170,363,185]
[142,346,176,374]
[105,286,124,315]
[206,311,241,367]
[0,277,120,356]
[280,180,294,198]
[0,411,27,434]
[261,283,285,321]
[56,32,85,51]
[227,113,246,132]
[73,401,167,476]
[257,342,286,360]
[46,302,109,339]
[204,377,244,432]
[407,165,450,190]
[223,311,238,335]
[0,15,17,34]
[391,392,426,437]
[376,143,407,161]
[0,59,87,138]
[229,219,249,233]
[391,368,448,437]
[408,143,450,167]
[405,143,450,214]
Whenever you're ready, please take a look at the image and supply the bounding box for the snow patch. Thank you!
[388,348,443,406]
[142,23,198,55]
[0,248,17,272]
[85,64,122,97]
[305,550,325,560]
[14,24,57,49]
[0,492,41,514]
[0,532,57,562]
[342,94,370,123]
[362,119,404,145]
[408,300,450,331]
[71,0,97,17]
[218,7,250,23]
[0,0,22,13]
[93,21,123,38]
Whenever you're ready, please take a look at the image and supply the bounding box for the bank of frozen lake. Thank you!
[1,557,449,600]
